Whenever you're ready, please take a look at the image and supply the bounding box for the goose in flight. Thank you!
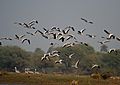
[91,64,100,69]
[108,48,116,53]
[62,42,75,48]
[41,53,51,61]
[72,60,80,68]
[97,40,110,45]
[81,18,88,22]
[42,28,49,34]
[81,18,93,24]
[26,32,35,36]
[65,34,77,41]
[55,59,64,64]
[80,42,88,46]
[14,21,36,29]
[78,29,86,35]
[14,67,20,73]
[62,28,70,35]
[68,53,75,59]
[64,26,75,31]
[58,36,65,42]
[35,30,48,39]
[51,50,60,57]
[28,20,38,26]
[14,34,26,40]
[22,38,30,44]
[104,30,115,39]
[116,37,120,41]
[86,34,96,39]
[0,37,12,40]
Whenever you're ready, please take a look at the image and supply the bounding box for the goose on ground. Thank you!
[0,37,12,40]
[14,67,20,73]
[34,69,39,74]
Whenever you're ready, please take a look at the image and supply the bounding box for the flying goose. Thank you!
[0,37,12,41]
[86,34,96,39]
[97,40,110,45]
[104,30,115,39]
[62,42,75,48]
[64,26,75,31]
[41,53,51,61]
[72,60,80,68]
[81,18,93,24]
[28,20,38,25]
[108,48,116,53]
[26,32,35,36]
[14,22,36,29]
[35,30,48,39]
[55,59,64,64]
[68,53,75,59]
[65,34,76,41]
[15,34,26,40]
[91,64,100,69]
[78,29,86,35]
[22,38,30,44]
[116,37,120,41]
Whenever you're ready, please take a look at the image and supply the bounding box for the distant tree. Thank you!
[100,44,108,52]
[34,48,44,54]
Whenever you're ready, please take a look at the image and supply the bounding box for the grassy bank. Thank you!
[0,72,120,85]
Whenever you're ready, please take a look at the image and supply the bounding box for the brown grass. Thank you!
[0,72,120,85]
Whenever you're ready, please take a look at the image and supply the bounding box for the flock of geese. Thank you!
[0,18,120,71]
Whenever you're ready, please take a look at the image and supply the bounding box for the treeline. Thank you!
[0,44,120,75]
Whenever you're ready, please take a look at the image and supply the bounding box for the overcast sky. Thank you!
[0,0,120,52]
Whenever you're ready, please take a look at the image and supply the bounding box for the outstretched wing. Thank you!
[104,30,110,34]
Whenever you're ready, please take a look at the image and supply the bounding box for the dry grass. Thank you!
[0,72,120,85]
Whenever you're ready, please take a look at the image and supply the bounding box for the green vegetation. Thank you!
[0,44,120,76]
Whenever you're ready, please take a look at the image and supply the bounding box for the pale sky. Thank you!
[0,0,120,52]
